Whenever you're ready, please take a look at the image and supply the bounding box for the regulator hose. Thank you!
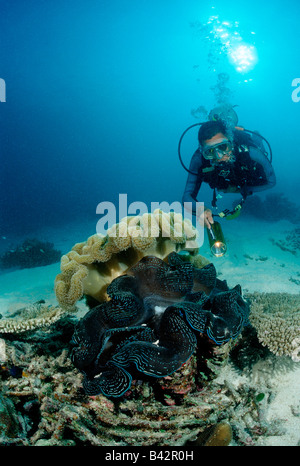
[178,123,273,176]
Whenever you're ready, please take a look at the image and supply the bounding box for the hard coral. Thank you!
[248,292,300,361]
[55,211,198,311]
[0,301,76,334]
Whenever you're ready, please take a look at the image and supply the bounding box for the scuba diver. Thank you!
[181,105,276,229]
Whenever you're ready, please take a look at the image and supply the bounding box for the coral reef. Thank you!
[0,301,76,334]
[0,317,288,446]
[243,193,300,224]
[0,239,61,269]
[55,211,199,311]
[72,252,249,397]
[248,292,300,361]
[0,329,231,446]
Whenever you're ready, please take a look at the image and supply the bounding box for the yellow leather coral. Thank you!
[55,211,199,310]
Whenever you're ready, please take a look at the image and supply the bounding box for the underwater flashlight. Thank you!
[207,221,227,257]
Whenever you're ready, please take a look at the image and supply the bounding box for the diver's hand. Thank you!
[201,209,214,228]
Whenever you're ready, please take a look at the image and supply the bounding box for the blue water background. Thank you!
[0,0,299,243]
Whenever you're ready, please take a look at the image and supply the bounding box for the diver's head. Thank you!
[198,121,235,164]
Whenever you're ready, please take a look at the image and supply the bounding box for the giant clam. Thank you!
[71,252,249,397]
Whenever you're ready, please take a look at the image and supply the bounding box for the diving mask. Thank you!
[202,140,234,163]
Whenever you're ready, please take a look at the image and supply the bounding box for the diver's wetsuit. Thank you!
[182,132,276,215]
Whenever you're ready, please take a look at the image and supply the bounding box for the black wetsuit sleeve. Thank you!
[246,146,276,194]
[182,150,203,215]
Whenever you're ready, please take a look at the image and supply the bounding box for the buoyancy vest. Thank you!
[200,143,267,192]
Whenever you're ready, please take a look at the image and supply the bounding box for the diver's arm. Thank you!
[182,150,203,215]
[246,146,276,194]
